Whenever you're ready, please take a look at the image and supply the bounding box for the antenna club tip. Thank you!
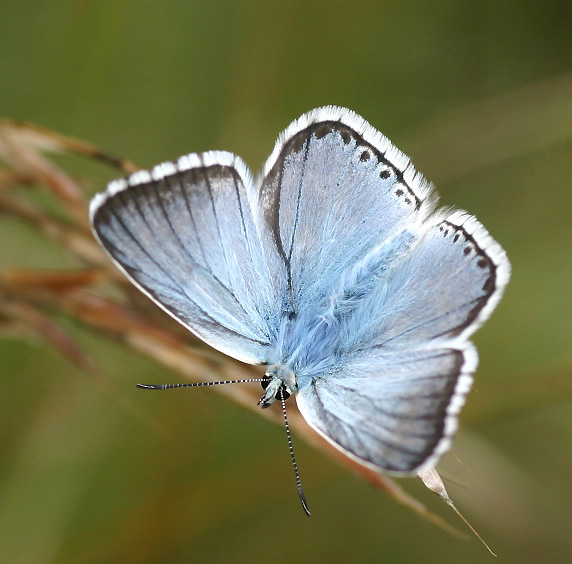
[300,493,311,517]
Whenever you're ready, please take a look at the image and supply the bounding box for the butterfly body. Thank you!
[90,106,510,476]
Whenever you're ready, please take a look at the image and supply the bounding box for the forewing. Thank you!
[258,106,436,311]
[90,151,286,364]
[296,345,476,474]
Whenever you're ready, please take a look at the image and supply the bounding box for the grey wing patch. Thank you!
[296,345,476,474]
[257,106,437,312]
[90,152,284,365]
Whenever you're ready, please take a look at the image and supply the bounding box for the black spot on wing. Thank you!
[440,219,497,323]
[301,121,423,210]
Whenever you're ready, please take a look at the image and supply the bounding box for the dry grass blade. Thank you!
[0,120,137,228]
[419,467,496,556]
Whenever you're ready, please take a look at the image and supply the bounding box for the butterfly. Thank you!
[89,106,510,513]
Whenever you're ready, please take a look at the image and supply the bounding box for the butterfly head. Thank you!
[258,364,298,408]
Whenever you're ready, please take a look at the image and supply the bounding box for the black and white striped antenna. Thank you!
[137,377,310,516]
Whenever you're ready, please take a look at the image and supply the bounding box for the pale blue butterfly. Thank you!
[89,106,510,514]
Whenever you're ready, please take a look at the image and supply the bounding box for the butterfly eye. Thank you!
[261,379,290,399]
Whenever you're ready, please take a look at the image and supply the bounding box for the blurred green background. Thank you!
[1,1,571,563]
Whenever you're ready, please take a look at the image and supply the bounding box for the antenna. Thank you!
[279,387,311,517]
[137,378,265,390]
[138,377,311,516]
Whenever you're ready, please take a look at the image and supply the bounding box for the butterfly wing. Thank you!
[90,152,286,364]
[258,106,436,311]
[331,210,511,355]
[296,345,476,474]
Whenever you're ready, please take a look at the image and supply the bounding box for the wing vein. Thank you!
[287,135,310,263]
